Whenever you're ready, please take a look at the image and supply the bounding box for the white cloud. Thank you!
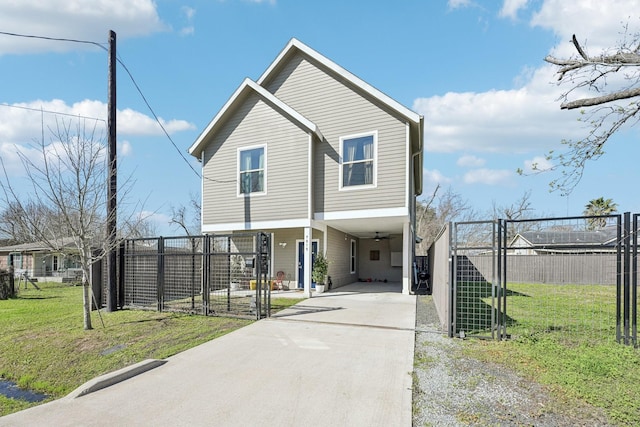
[118,107,195,135]
[463,169,514,185]
[0,99,195,145]
[0,0,167,55]
[119,140,133,157]
[180,6,196,36]
[523,155,553,173]
[531,0,640,57]
[414,66,585,154]
[457,155,486,168]
[417,1,640,158]
[499,0,529,20]
[424,168,452,186]
[448,0,474,9]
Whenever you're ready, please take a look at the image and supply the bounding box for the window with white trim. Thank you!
[340,132,376,188]
[238,145,266,195]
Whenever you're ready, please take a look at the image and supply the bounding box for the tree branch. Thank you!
[560,87,640,109]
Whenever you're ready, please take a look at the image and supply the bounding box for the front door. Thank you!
[297,241,318,289]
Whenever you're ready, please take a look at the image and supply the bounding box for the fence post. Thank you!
[202,235,210,315]
[157,236,164,312]
[616,215,623,343]
[633,214,638,347]
[449,222,456,338]
[118,242,125,309]
[623,212,631,345]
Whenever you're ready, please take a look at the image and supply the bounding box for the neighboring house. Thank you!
[509,228,618,255]
[188,38,423,295]
[0,238,83,280]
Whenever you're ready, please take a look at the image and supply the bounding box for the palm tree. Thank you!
[584,197,618,229]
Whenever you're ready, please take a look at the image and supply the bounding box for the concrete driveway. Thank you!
[0,282,416,427]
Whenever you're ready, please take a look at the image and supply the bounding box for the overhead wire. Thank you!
[0,30,235,183]
[0,103,106,123]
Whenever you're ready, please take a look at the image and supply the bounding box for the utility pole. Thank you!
[106,30,117,312]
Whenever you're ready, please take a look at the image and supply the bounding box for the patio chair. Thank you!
[275,271,286,290]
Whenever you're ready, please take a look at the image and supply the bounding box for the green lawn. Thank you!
[0,282,302,417]
[461,282,640,425]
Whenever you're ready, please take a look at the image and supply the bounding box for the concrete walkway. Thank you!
[0,282,416,427]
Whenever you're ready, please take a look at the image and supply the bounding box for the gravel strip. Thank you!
[412,295,613,426]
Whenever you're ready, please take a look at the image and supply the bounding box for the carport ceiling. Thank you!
[324,217,406,239]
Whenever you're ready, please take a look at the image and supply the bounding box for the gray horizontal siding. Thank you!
[202,93,310,226]
[265,53,408,214]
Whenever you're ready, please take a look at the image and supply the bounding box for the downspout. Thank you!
[410,116,424,293]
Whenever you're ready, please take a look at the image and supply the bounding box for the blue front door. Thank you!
[298,241,318,289]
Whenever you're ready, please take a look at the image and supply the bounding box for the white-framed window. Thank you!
[339,131,377,189]
[10,252,22,269]
[238,145,266,195]
[350,239,356,274]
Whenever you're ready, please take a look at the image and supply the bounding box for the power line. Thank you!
[0,103,105,122]
[114,52,202,179]
[0,30,107,51]
[0,30,203,179]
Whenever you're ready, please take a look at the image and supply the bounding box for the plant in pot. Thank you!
[230,255,245,290]
[312,253,329,293]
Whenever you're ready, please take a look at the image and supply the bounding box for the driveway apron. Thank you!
[0,282,416,427]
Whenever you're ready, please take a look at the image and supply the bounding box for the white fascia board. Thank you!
[202,218,314,234]
[247,79,324,140]
[188,78,323,158]
[316,207,410,221]
[257,38,422,125]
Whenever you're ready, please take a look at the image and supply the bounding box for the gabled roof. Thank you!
[258,38,422,125]
[511,228,618,248]
[188,78,323,159]
[0,237,79,253]
[258,38,424,196]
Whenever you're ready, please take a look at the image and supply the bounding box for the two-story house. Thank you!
[188,39,423,295]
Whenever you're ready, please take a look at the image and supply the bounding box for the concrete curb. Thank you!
[65,359,167,400]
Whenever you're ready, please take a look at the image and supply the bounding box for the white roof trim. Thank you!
[257,38,422,124]
[188,78,323,157]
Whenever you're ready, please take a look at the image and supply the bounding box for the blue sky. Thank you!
[0,0,639,235]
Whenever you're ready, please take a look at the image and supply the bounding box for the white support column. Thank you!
[303,226,312,298]
[402,221,411,295]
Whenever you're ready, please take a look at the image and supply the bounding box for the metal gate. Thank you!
[450,220,505,339]
[121,232,272,320]
[451,214,638,346]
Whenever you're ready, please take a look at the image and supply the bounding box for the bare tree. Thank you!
[0,200,59,244]
[0,117,142,330]
[416,186,475,254]
[169,192,201,236]
[543,28,640,193]
[491,190,535,221]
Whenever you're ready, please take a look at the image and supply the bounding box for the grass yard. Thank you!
[461,282,640,425]
[0,282,302,417]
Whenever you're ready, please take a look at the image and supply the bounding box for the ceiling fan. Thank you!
[373,232,389,242]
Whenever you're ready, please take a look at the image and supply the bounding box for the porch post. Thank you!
[402,222,411,295]
[303,227,312,298]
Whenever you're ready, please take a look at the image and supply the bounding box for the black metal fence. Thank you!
[447,213,638,346]
[116,232,272,320]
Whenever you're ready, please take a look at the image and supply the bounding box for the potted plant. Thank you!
[230,255,245,290]
[312,253,329,293]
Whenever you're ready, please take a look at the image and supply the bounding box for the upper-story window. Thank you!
[340,131,377,189]
[238,145,266,195]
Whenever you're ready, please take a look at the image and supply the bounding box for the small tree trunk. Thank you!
[82,274,93,331]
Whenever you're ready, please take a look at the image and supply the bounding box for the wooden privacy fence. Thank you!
[463,253,617,285]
